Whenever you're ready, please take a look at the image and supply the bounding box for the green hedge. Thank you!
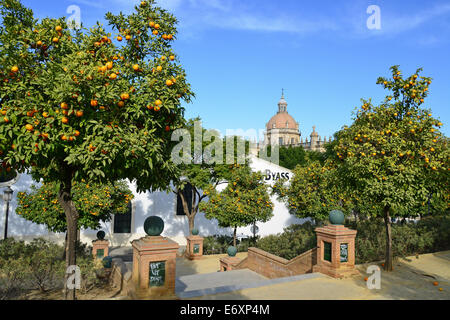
[0,238,103,300]
[202,216,450,263]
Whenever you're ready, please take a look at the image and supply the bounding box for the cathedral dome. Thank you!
[266,92,298,130]
[267,112,297,130]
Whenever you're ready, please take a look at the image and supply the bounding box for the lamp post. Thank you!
[3,186,13,240]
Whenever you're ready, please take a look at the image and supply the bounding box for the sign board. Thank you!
[96,249,104,258]
[324,241,332,262]
[149,261,165,287]
[264,170,290,181]
[340,243,348,263]
[193,244,200,254]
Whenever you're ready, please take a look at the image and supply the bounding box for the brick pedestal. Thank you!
[313,224,359,278]
[220,256,241,272]
[131,236,179,296]
[185,235,204,260]
[92,239,109,259]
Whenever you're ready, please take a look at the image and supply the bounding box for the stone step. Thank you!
[175,269,324,299]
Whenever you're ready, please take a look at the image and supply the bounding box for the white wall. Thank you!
[1,156,307,246]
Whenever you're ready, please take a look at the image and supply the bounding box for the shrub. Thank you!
[0,238,104,299]
[202,235,253,255]
[255,223,316,260]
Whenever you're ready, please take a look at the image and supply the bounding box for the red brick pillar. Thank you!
[313,224,359,278]
[185,235,204,260]
[131,236,179,296]
[92,239,109,259]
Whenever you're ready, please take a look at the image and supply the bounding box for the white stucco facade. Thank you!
[0,155,306,247]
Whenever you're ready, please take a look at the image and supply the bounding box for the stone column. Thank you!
[92,240,109,258]
[92,231,109,259]
[131,216,179,297]
[313,210,359,278]
[185,235,204,260]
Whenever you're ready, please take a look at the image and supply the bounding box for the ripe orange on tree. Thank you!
[11,65,19,73]
[62,117,69,124]
[91,99,98,107]
[120,93,130,100]
[25,124,33,131]
[76,110,83,117]
[132,64,139,71]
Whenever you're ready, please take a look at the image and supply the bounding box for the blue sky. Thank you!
[21,0,450,139]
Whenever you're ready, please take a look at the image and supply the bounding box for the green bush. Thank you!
[351,216,450,264]
[255,223,316,260]
[0,238,104,299]
[202,235,255,255]
[24,239,66,293]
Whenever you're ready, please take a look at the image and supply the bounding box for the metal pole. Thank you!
[3,199,9,240]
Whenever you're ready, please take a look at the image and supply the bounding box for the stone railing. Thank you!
[235,247,317,279]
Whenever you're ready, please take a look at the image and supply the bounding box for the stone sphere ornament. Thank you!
[102,256,112,268]
[227,246,237,257]
[191,228,199,236]
[144,216,165,236]
[329,210,345,225]
[96,230,105,240]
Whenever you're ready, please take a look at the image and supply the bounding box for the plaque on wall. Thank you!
[324,241,332,262]
[193,244,200,254]
[149,261,165,287]
[340,243,348,262]
[96,249,104,258]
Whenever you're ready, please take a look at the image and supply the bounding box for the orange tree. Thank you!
[199,165,274,247]
[16,180,133,233]
[0,0,193,298]
[334,66,449,271]
[272,160,357,223]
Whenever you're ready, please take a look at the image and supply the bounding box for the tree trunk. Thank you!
[233,227,237,247]
[58,176,79,300]
[188,216,195,236]
[383,205,393,271]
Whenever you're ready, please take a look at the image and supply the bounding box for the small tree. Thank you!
[16,180,132,233]
[272,158,359,224]
[334,66,449,271]
[200,165,274,247]
[173,119,248,235]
